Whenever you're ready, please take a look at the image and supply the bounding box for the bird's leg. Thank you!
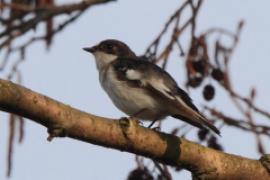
[148,119,158,128]
[148,117,162,130]
[131,109,161,130]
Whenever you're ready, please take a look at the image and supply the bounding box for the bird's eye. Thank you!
[106,44,113,50]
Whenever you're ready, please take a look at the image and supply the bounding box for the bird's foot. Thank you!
[147,119,158,128]
[120,116,143,126]
[47,125,67,142]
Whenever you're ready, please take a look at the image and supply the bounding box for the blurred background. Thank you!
[0,0,270,179]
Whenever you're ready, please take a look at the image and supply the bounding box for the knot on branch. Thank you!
[47,125,67,141]
[118,117,140,139]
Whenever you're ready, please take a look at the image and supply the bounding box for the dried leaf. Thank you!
[10,0,33,19]
[203,84,215,101]
[192,59,207,76]
[257,140,265,154]
[45,17,53,48]
[187,76,203,88]
[0,0,5,14]
[7,114,16,177]
[18,116,25,143]
[237,20,245,34]
[36,0,53,6]
[250,87,256,100]
[211,68,224,82]
[127,167,154,180]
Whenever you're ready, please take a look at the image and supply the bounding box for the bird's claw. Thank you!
[119,116,143,126]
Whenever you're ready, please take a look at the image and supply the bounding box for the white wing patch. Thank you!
[126,69,142,80]
[149,80,175,100]
[126,69,176,101]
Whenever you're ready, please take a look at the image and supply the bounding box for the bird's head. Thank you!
[83,39,136,65]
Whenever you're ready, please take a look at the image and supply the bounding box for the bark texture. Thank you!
[0,79,269,180]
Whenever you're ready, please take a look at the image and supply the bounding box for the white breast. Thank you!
[99,67,166,120]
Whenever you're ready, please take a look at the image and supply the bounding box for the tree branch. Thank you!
[0,79,269,180]
[0,0,116,50]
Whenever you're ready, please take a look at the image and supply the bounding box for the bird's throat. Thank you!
[94,52,117,71]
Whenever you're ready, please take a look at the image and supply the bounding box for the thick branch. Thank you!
[0,79,269,180]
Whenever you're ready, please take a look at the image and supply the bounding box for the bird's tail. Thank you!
[172,113,220,135]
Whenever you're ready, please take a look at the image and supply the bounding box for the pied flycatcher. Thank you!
[83,39,220,135]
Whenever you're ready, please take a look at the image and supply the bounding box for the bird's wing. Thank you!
[113,58,198,111]
[113,58,220,134]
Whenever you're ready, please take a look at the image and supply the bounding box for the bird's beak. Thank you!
[83,45,98,53]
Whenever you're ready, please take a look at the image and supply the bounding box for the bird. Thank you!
[83,39,220,135]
